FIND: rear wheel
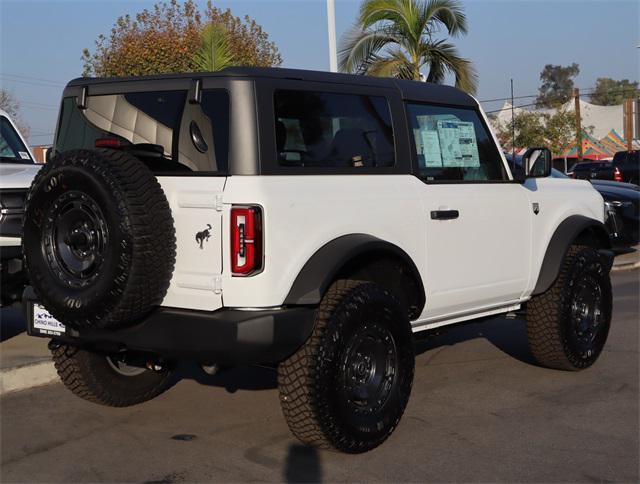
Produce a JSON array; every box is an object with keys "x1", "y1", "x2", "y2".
[
  {"x1": 278, "y1": 280, "x2": 414, "y2": 453},
  {"x1": 526, "y1": 245, "x2": 612, "y2": 370},
  {"x1": 51, "y1": 344, "x2": 175, "y2": 407}
]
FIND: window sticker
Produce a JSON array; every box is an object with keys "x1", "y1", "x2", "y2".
[
  {"x1": 436, "y1": 120, "x2": 480, "y2": 167},
  {"x1": 420, "y1": 130, "x2": 443, "y2": 167},
  {"x1": 18, "y1": 151, "x2": 31, "y2": 160}
]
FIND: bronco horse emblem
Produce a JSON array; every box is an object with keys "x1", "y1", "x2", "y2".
[{"x1": 195, "y1": 224, "x2": 212, "y2": 249}]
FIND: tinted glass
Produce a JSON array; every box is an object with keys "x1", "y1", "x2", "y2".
[
  {"x1": 407, "y1": 103, "x2": 506, "y2": 181},
  {"x1": 0, "y1": 116, "x2": 32, "y2": 163},
  {"x1": 274, "y1": 90, "x2": 395, "y2": 168},
  {"x1": 55, "y1": 90, "x2": 229, "y2": 173}
]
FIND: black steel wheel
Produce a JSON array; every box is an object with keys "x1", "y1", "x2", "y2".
[
  {"x1": 527, "y1": 245, "x2": 612, "y2": 370},
  {"x1": 278, "y1": 280, "x2": 414, "y2": 453}
]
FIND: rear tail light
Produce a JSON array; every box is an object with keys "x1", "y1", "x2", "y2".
[
  {"x1": 614, "y1": 167, "x2": 622, "y2": 182},
  {"x1": 231, "y1": 206, "x2": 263, "y2": 275}
]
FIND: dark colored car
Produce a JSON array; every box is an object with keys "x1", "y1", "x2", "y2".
[
  {"x1": 569, "y1": 161, "x2": 611, "y2": 180},
  {"x1": 591, "y1": 150, "x2": 640, "y2": 184}
]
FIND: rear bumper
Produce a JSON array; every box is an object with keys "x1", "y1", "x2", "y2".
[{"x1": 23, "y1": 287, "x2": 316, "y2": 366}]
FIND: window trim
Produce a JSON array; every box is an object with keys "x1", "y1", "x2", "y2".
[
  {"x1": 256, "y1": 78, "x2": 412, "y2": 175},
  {"x1": 404, "y1": 100, "x2": 515, "y2": 184}
]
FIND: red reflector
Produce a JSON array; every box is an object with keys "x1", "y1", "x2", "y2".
[
  {"x1": 95, "y1": 138, "x2": 123, "y2": 148},
  {"x1": 614, "y1": 167, "x2": 622, "y2": 182},
  {"x1": 231, "y1": 206, "x2": 262, "y2": 275}
]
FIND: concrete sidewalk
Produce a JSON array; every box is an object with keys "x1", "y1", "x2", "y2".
[{"x1": 1, "y1": 247, "x2": 638, "y2": 395}]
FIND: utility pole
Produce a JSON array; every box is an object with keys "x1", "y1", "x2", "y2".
[
  {"x1": 623, "y1": 98, "x2": 634, "y2": 151},
  {"x1": 327, "y1": 0, "x2": 338, "y2": 73},
  {"x1": 510, "y1": 79, "x2": 515, "y2": 171},
  {"x1": 574, "y1": 88, "x2": 583, "y2": 161}
]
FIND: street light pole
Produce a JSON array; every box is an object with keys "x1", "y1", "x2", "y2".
[{"x1": 327, "y1": 0, "x2": 338, "y2": 73}]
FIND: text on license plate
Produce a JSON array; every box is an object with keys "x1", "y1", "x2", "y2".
[{"x1": 33, "y1": 304, "x2": 66, "y2": 335}]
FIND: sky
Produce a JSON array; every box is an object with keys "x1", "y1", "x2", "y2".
[{"x1": 1, "y1": 0, "x2": 638, "y2": 146}]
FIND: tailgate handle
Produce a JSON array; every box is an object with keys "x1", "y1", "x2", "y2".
[{"x1": 430, "y1": 209, "x2": 459, "y2": 220}]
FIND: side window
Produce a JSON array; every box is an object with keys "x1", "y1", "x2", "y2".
[
  {"x1": 407, "y1": 103, "x2": 506, "y2": 182},
  {"x1": 55, "y1": 89, "x2": 230, "y2": 173},
  {"x1": 274, "y1": 90, "x2": 395, "y2": 168},
  {"x1": 179, "y1": 89, "x2": 230, "y2": 172}
]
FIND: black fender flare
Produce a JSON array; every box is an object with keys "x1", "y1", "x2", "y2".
[
  {"x1": 533, "y1": 215, "x2": 610, "y2": 295},
  {"x1": 283, "y1": 234, "x2": 425, "y2": 308}
]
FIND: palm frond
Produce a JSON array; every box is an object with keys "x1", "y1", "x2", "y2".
[
  {"x1": 421, "y1": 40, "x2": 477, "y2": 93},
  {"x1": 338, "y1": 26, "x2": 398, "y2": 74},
  {"x1": 193, "y1": 23, "x2": 234, "y2": 72},
  {"x1": 359, "y1": 0, "x2": 418, "y2": 40},
  {"x1": 366, "y1": 49, "x2": 416, "y2": 79},
  {"x1": 421, "y1": 0, "x2": 467, "y2": 37}
]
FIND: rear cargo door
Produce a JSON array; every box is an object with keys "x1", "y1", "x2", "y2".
[{"x1": 157, "y1": 177, "x2": 226, "y2": 311}]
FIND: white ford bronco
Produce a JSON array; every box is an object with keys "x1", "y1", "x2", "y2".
[{"x1": 23, "y1": 68, "x2": 613, "y2": 453}]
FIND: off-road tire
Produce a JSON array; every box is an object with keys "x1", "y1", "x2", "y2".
[
  {"x1": 278, "y1": 280, "x2": 414, "y2": 453},
  {"x1": 23, "y1": 149, "x2": 176, "y2": 330},
  {"x1": 51, "y1": 344, "x2": 174, "y2": 407},
  {"x1": 526, "y1": 245, "x2": 612, "y2": 371}
]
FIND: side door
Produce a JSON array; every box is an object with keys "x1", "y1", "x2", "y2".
[{"x1": 406, "y1": 102, "x2": 532, "y2": 320}]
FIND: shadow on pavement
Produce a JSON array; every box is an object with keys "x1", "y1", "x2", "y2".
[
  {"x1": 0, "y1": 306, "x2": 26, "y2": 342},
  {"x1": 283, "y1": 443, "x2": 323, "y2": 483},
  {"x1": 415, "y1": 316, "x2": 537, "y2": 366},
  {"x1": 174, "y1": 362, "x2": 278, "y2": 392},
  {"x1": 174, "y1": 315, "x2": 536, "y2": 393}
]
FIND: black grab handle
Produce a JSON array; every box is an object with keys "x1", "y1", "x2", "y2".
[{"x1": 430, "y1": 210, "x2": 459, "y2": 220}]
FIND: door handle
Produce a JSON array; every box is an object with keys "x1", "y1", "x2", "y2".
[{"x1": 430, "y1": 209, "x2": 459, "y2": 220}]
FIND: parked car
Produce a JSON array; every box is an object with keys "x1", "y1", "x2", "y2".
[
  {"x1": 591, "y1": 150, "x2": 640, "y2": 184},
  {"x1": 553, "y1": 155, "x2": 610, "y2": 175},
  {"x1": 569, "y1": 160, "x2": 611, "y2": 180},
  {"x1": 0, "y1": 109, "x2": 41, "y2": 306},
  {"x1": 23, "y1": 68, "x2": 613, "y2": 454}
]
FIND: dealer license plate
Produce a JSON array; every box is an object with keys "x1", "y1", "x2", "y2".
[{"x1": 32, "y1": 304, "x2": 66, "y2": 336}]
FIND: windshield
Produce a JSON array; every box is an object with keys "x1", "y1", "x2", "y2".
[{"x1": 0, "y1": 116, "x2": 33, "y2": 164}]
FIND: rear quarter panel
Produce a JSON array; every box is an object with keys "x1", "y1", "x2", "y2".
[{"x1": 220, "y1": 175, "x2": 424, "y2": 308}]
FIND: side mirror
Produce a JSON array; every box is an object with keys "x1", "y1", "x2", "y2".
[
  {"x1": 523, "y1": 147, "x2": 552, "y2": 178},
  {"x1": 45, "y1": 147, "x2": 52, "y2": 163}
]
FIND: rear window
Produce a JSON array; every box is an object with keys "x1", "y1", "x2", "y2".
[
  {"x1": 55, "y1": 89, "x2": 229, "y2": 173},
  {"x1": 274, "y1": 90, "x2": 395, "y2": 168}
]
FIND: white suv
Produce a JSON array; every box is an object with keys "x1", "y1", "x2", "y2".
[
  {"x1": 23, "y1": 68, "x2": 613, "y2": 453},
  {"x1": 0, "y1": 109, "x2": 41, "y2": 306}
]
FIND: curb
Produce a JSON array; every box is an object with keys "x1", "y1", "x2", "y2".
[{"x1": 0, "y1": 361, "x2": 58, "y2": 396}]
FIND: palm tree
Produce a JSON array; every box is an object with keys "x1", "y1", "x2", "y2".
[
  {"x1": 193, "y1": 23, "x2": 234, "y2": 72},
  {"x1": 339, "y1": 0, "x2": 477, "y2": 93}
]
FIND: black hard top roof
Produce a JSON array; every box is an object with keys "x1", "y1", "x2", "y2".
[{"x1": 67, "y1": 66, "x2": 477, "y2": 107}]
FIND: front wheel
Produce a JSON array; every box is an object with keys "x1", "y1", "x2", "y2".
[
  {"x1": 51, "y1": 344, "x2": 175, "y2": 406},
  {"x1": 278, "y1": 280, "x2": 415, "y2": 453},
  {"x1": 526, "y1": 245, "x2": 612, "y2": 370}
]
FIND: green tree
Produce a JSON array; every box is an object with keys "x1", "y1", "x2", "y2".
[
  {"x1": 497, "y1": 111, "x2": 546, "y2": 151},
  {"x1": 193, "y1": 23, "x2": 234, "y2": 72},
  {"x1": 0, "y1": 89, "x2": 29, "y2": 139},
  {"x1": 495, "y1": 107, "x2": 593, "y2": 157},
  {"x1": 339, "y1": 0, "x2": 477, "y2": 93},
  {"x1": 82, "y1": 0, "x2": 281, "y2": 77},
  {"x1": 535, "y1": 63, "x2": 580, "y2": 108},
  {"x1": 590, "y1": 77, "x2": 639, "y2": 106}
]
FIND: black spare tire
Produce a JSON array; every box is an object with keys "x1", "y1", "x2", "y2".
[{"x1": 23, "y1": 149, "x2": 176, "y2": 330}]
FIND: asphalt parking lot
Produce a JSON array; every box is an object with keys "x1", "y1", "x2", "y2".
[{"x1": 1, "y1": 270, "x2": 638, "y2": 483}]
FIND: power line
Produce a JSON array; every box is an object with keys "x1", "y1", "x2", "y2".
[{"x1": 0, "y1": 73, "x2": 66, "y2": 87}]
